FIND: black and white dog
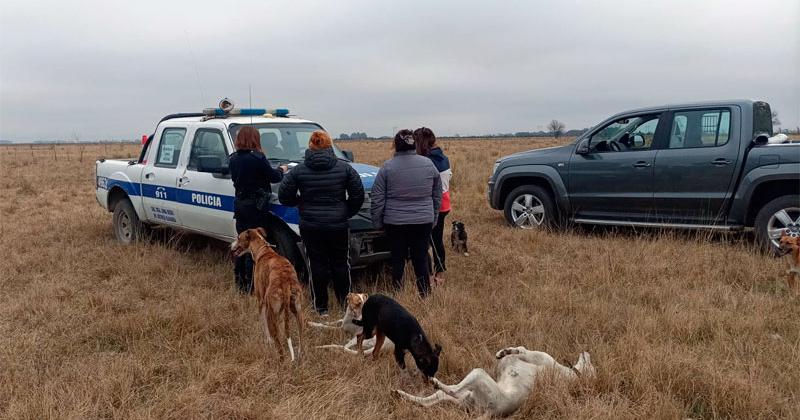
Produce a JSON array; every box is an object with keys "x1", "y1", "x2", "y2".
[
  {"x1": 451, "y1": 221, "x2": 468, "y2": 256},
  {"x1": 354, "y1": 294, "x2": 441, "y2": 378}
]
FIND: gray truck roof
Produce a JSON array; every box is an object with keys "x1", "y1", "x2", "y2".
[{"x1": 614, "y1": 99, "x2": 758, "y2": 118}]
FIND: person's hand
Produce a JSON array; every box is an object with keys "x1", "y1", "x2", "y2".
[{"x1": 279, "y1": 164, "x2": 289, "y2": 173}]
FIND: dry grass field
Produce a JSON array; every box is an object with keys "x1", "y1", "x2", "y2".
[{"x1": 1, "y1": 138, "x2": 799, "y2": 419}]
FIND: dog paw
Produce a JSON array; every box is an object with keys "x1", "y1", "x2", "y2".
[
  {"x1": 394, "y1": 389, "x2": 412, "y2": 400},
  {"x1": 463, "y1": 252, "x2": 469, "y2": 257},
  {"x1": 495, "y1": 347, "x2": 520, "y2": 359}
]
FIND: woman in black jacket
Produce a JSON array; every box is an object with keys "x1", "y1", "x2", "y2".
[
  {"x1": 278, "y1": 131, "x2": 365, "y2": 315},
  {"x1": 229, "y1": 126, "x2": 286, "y2": 293}
]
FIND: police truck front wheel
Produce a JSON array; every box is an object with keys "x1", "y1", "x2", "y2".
[
  {"x1": 112, "y1": 199, "x2": 147, "y2": 244},
  {"x1": 269, "y1": 225, "x2": 309, "y2": 284}
]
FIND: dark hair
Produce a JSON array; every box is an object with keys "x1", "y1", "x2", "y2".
[
  {"x1": 393, "y1": 129, "x2": 415, "y2": 152},
  {"x1": 235, "y1": 126, "x2": 263, "y2": 152},
  {"x1": 413, "y1": 127, "x2": 436, "y2": 156}
]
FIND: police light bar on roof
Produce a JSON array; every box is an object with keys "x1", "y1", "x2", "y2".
[{"x1": 201, "y1": 107, "x2": 290, "y2": 118}]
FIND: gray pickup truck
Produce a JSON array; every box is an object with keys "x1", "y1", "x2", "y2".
[{"x1": 488, "y1": 100, "x2": 800, "y2": 252}]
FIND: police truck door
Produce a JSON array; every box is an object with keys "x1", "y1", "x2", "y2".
[
  {"x1": 140, "y1": 125, "x2": 187, "y2": 226},
  {"x1": 174, "y1": 126, "x2": 236, "y2": 239}
]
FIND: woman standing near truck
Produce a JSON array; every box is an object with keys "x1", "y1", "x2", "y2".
[
  {"x1": 370, "y1": 129, "x2": 442, "y2": 297},
  {"x1": 278, "y1": 131, "x2": 364, "y2": 316},
  {"x1": 229, "y1": 126, "x2": 286, "y2": 293},
  {"x1": 415, "y1": 127, "x2": 451, "y2": 286}
]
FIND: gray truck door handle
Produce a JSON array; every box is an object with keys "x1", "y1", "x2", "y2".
[
  {"x1": 145, "y1": 172, "x2": 155, "y2": 180},
  {"x1": 711, "y1": 158, "x2": 732, "y2": 166},
  {"x1": 178, "y1": 176, "x2": 190, "y2": 186},
  {"x1": 633, "y1": 161, "x2": 651, "y2": 168}
]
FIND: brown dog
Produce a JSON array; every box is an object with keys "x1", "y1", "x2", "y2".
[
  {"x1": 231, "y1": 228, "x2": 304, "y2": 360},
  {"x1": 779, "y1": 230, "x2": 800, "y2": 294}
]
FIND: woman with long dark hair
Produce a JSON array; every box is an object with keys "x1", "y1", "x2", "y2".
[
  {"x1": 370, "y1": 129, "x2": 442, "y2": 297},
  {"x1": 415, "y1": 127, "x2": 451, "y2": 286},
  {"x1": 229, "y1": 126, "x2": 286, "y2": 293}
]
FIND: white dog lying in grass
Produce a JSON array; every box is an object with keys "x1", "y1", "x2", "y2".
[{"x1": 396, "y1": 346, "x2": 595, "y2": 417}]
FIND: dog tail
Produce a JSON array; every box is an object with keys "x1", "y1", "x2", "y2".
[
  {"x1": 307, "y1": 321, "x2": 341, "y2": 330},
  {"x1": 316, "y1": 344, "x2": 359, "y2": 354}
]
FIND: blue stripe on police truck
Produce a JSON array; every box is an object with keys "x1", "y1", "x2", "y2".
[
  {"x1": 98, "y1": 176, "x2": 300, "y2": 224},
  {"x1": 140, "y1": 184, "x2": 235, "y2": 211}
]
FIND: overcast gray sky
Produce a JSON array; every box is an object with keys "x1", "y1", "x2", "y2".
[{"x1": 1, "y1": 0, "x2": 798, "y2": 141}]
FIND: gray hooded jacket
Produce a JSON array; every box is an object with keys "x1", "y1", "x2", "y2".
[{"x1": 370, "y1": 150, "x2": 442, "y2": 229}]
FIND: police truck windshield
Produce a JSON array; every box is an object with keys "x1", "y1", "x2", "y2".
[{"x1": 228, "y1": 123, "x2": 345, "y2": 163}]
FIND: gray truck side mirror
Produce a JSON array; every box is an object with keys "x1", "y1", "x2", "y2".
[{"x1": 576, "y1": 138, "x2": 591, "y2": 154}]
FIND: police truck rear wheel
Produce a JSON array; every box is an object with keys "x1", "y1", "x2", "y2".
[{"x1": 112, "y1": 199, "x2": 145, "y2": 244}]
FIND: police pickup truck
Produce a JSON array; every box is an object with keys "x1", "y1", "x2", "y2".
[{"x1": 95, "y1": 103, "x2": 388, "y2": 278}]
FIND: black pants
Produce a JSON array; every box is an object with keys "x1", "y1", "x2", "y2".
[
  {"x1": 300, "y1": 227, "x2": 351, "y2": 313},
  {"x1": 429, "y1": 211, "x2": 449, "y2": 274},
  {"x1": 233, "y1": 201, "x2": 272, "y2": 294},
  {"x1": 385, "y1": 223, "x2": 433, "y2": 297}
]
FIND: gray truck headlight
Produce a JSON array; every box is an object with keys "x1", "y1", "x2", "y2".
[{"x1": 491, "y1": 161, "x2": 501, "y2": 176}]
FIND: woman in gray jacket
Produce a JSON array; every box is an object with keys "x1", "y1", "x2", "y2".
[{"x1": 370, "y1": 129, "x2": 442, "y2": 297}]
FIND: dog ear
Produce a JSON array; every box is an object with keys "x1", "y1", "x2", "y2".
[
  {"x1": 434, "y1": 344, "x2": 442, "y2": 356},
  {"x1": 256, "y1": 227, "x2": 267, "y2": 238}
]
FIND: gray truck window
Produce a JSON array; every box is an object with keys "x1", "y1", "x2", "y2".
[
  {"x1": 187, "y1": 129, "x2": 228, "y2": 171},
  {"x1": 155, "y1": 127, "x2": 186, "y2": 168},
  {"x1": 669, "y1": 109, "x2": 731, "y2": 149},
  {"x1": 590, "y1": 115, "x2": 659, "y2": 152}
]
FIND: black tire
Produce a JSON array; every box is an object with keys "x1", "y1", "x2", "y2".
[
  {"x1": 754, "y1": 194, "x2": 800, "y2": 254},
  {"x1": 503, "y1": 185, "x2": 556, "y2": 229},
  {"x1": 269, "y1": 225, "x2": 309, "y2": 284},
  {"x1": 112, "y1": 199, "x2": 147, "y2": 244}
]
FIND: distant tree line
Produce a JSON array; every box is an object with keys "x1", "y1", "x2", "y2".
[
  {"x1": 337, "y1": 127, "x2": 589, "y2": 140},
  {"x1": 338, "y1": 132, "x2": 369, "y2": 140}
]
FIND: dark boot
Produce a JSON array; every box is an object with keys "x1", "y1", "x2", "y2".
[
  {"x1": 242, "y1": 255, "x2": 254, "y2": 294},
  {"x1": 235, "y1": 255, "x2": 254, "y2": 294}
]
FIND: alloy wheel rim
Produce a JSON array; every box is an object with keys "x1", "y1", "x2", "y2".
[
  {"x1": 767, "y1": 206, "x2": 800, "y2": 248},
  {"x1": 510, "y1": 194, "x2": 545, "y2": 229}
]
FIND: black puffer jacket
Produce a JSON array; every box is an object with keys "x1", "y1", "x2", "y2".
[{"x1": 278, "y1": 148, "x2": 365, "y2": 231}]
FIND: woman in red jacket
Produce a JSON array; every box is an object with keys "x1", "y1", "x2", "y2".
[{"x1": 415, "y1": 127, "x2": 451, "y2": 286}]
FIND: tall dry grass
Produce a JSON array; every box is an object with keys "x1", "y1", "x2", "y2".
[{"x1": 1, "y1": 138, "x2": 798, "y2": 419}]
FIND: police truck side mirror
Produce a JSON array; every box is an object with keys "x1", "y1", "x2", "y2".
[
  {"x1": 342, "y1": 150, "x2": 354, "y2": 161},
  {"x1": 197, "y1": 156, "x2": 229, "y2": 175}
]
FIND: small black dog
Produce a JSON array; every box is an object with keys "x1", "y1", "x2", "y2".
[
  {"x1": 353, "y1": 294, "x2": 442, "y2": 378},
  {"x1": 451, "y1": 221, "x2": 468, "y2": 256}
]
